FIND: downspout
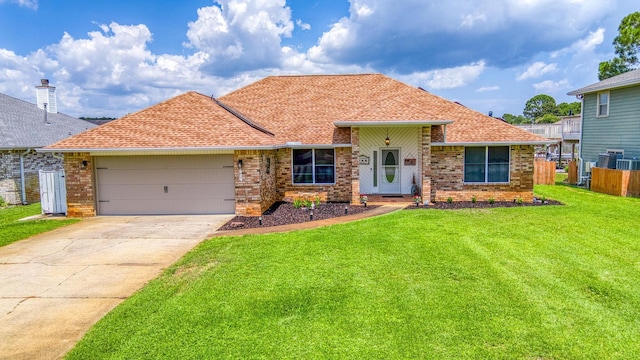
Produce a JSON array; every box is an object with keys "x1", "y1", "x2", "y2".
[
  {"x1": 577, "y1": 95, "x2": 585, "y2": 185},
  {"x1": 20, "y1": 148, "x2": 32, "y2": 204}
]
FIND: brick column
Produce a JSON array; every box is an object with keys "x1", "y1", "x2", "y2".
[
  {"x1": 64, "y1": 152, "x2": 96, "y2": 217},
  {"x1": 421, "y1": 127, "x2": 432, "y2": 203}
]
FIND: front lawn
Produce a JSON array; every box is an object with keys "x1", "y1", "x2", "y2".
[
  {"x1": 0, "y1": 203, "x2": 78, "y2": 248},
  {"x1": 67, "y1": 186, "x2": 640, "y2": 359}
]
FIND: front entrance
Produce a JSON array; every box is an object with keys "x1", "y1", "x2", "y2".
[{"x1": 380, "y1": 149, "x2": 401, "y2": 194}]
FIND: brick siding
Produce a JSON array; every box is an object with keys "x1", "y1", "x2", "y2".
[
  {"x1": 276, "y1": 147, "x2": 352, "y2": 206},
  {"x1": 234, "y1": 150, "x2": 278, "y2": 216},
  {"x1": 0, "y1": 150, "x2": 63, "y2": 205},
  {"x1": 430, "y1": 145, "x2": 535, "y2": 202},
  {"x1": 63, "y1": 152, "x2": 96, "y2": 217}
]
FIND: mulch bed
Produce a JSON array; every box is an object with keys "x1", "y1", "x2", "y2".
[
  {"x1": 218, "y1": 202, "x2": 379, "y2": 231},
  {"x1": 405, "y1": 199, "x2": 563, "y2": 210},
  {"x1": 219, "y1": 198, "x2": 563, "y2": 231}
]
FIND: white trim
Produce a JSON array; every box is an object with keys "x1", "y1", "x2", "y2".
[
  {"x1": 334, "y1": 120, "x2": 453, "y2": 127},
  {"x1": 279, "y1": 143, "x2": 351, "y2": 149},
  {"x1": 432, "y1": 141, "x2": 552, "y2": 146},
  {"x1": 39, "y1": 143, "x2": 353, "y2": 154},
  {"x1": 596, "y1": 91, "x2": 610, "y2": 117}
]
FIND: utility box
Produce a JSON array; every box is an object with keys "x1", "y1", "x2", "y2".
[{"x1": 39, "y1": 170, "x2": 67, "y2": 215}]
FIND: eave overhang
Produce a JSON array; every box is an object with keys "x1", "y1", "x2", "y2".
[
  {"x1": 431, "y1": 140, "x2": 553, "y2": 146},
  {"x1": 334, "y1": 120, "x2": 453, "y2": 127}
]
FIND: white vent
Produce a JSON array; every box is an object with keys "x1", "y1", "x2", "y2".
[
  {"x1": 617, "y1": 159, "x2": 640, "y2": 170},
  {"x1": 35, "y1": 79, "x2": 57, "y2": 113}
]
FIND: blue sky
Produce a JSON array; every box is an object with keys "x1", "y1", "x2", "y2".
[{"x1": 0, "y1": 0, "x2": 636, "y2": 118}]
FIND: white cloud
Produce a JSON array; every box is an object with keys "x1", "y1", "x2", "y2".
[
  {"x1": 460, "y1": 13, "x2": 487, "y2": 28},
  {"x1": 185, "y1": 0, "x2": 295, "y2": 74},
  {"x1": 517, "y1": 62, "x2": 558, "y2": 80},
  {"x1": 533, "y1": 79, "x2": 569, "y2": 93},
  {"x1": 395, "y1": 61, "x2": 486, "y2": 90},
  {"x1": 308, "y1": 0, "x2": 618, "y2": 72},
  {"x1": 0, "y1": 0, "x2": 37, "y2": 9},
  {"x1": 296, "y1": 19, "x2": 311, "y2": 30},
  {"x1": 476, "y1": 86, "x2": 500, "y2": 92},
  {"x1": 571, "y1": 27, "x2": 605, "y2": 52}
]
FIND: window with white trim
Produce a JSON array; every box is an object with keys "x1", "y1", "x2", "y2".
[
  {"x1": 292, "y1": 149, "x2": 335, "y2": 184},
  {"x1": 597, "y1": 92, "x2": 609, "y2": 117},
  {"x1": 464, "y1": 146, "x2": 510, "y2": 183}
]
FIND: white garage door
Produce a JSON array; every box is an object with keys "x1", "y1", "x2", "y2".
[{"x1": 95, "y1": 155, "x2": 235, "y2": 215}]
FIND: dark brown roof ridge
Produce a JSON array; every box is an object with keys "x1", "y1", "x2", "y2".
[{"x1": 213, "y1": 97, "x2": 275, "y2": 137}]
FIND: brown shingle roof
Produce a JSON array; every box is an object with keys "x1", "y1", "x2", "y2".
[
  {"x1": 220, "y1": 74, "x2": 547, "y2": 144},
  {"x1": 47, "y1": 74, "x2": 547, "y2": 151},
  {"x1": 46, "y1": 92, "x2": 278, "y2": 150}
]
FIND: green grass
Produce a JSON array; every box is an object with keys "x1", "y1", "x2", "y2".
[
  {"x1": 67, "y1": 186, "x2": 640, "y2": 359},
  {"x1": 0, "y1": 203, "x2": 78, "y2": 247},
  {"x1": 556, "y1": 171, "x2": 568, "y2": 184}
]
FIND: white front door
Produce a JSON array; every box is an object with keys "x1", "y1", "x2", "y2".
[{"x1": 380, "y1": 149, "x2": 401, "y2": 194}]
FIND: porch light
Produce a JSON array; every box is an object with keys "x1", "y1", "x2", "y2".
[{"x1": 385, "y1": 128, "x2": 390, "y2": 146}]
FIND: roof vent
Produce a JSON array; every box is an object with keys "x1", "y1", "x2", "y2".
[{"x1": 36, "y1": 79, "x2": 58, "y2": 114}]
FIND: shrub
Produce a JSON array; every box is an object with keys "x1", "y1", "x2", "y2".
[
  {"x1": 488, "y1": 197, "x2": 495, "y2": 204},
  {"x1": 0, "y1": 196, "x2": 6, "y2": 207},
  {"x1": 471, "y1": 195, "x2": 477, "y2": 203},
  {"x1": 447, "y1": 197, "x2": 453, "y2": 204},
  {"x1": 516, "y1": 198, "x2": 523, "y2": 205},
  {"x1": 293, "y1": 198, "x2": 303, "y2": 209},
  {"x1": 314, "y1": 196, "x2": 321, "y2": 206}
]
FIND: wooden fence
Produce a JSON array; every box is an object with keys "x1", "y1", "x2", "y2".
[
  {"x1": 591, "y1": 167, "x2": 640, "y2": 197},
  {"x1": 534, "y1": 159, "x2": 556, "y2": 185},
  {"x1": 567, "y1": 160, "x2": 578, "y2": 185}
]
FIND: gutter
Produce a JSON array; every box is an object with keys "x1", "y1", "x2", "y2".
[
  {"x1": 19, "y1": 148, "x2": 31, "y2": 205},
  {"x1": 38, "y1": 143, "x2": 355, "y2": 155},
  {"x1": 431, "y1": 140, "x2": 553, "y2": 146},
  {"x1": 334, "y1": 120, "x2": 453, "y2": 127}
]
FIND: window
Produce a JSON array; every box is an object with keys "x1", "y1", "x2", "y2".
[
  {"x1": 464, "y1": 146, "x2": 510, "y2": 183},
  {"x1": 292, "y1": 149, "x2": 335, "y2": 184},
  {"x1": 597, "y1": 92, "x2": 609, "y2": 117}
]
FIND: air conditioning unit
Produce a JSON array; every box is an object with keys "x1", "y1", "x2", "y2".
[
  {"x1": 617, "y1": 159, "x2": 640, "y2": 170},
  {"x1": 597, "y1": 153, "x2": 620, "y2": 169}
]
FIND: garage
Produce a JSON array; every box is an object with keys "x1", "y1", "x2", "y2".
[{"x1": 95, "y1": 155, "x2": 235, "y2": 215}]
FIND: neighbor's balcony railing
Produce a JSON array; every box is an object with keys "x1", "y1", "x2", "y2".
[
  {"x1": 516, "y1": 123, "x2": 561, "y2": 139},
  {"x1": 562, "y1": 118, "x2": 581, "y2": 141}
]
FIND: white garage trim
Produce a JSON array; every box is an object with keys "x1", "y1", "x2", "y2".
[{"x1": 95, "y1": 155, "x2": 235, "y2": 215}]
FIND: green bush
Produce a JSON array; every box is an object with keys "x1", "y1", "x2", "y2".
[
  {"x1": 447, "y1": 197, "x2": 453, "y2": 204},
  {"x1": 471, "y1": 195, "x2": 477, "y2": 203},
  {"x1": 0, "y1": 196, "x2": 6, "y2": 207}
]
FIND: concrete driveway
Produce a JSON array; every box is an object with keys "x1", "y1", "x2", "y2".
[{"x1": 0, "y1": 215, "x2": 232, "y2": 360}]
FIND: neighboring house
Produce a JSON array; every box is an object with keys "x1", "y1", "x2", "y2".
[
  {"x1": 568, "y1": 68, "x2": 640, "y2": 176},
  {"x1": 515, "y1": 115, "x2": 581, "y2": 164},
  {"x1": 44, "y1": 74, "x2": 548, "y2": 217},
  {"x1": 0, "y1": 82, "x2": 96, "y2": 205}
]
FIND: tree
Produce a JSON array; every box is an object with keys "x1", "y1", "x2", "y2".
[
  {"x1": 556, "y1": 102, "x2": 581, "y2": 116},
  {"x1": 523, "y1": 94, "x2": 558, "y2": 122},
  {"x1": 598, "y1": 11, "x2": 640, "y2": 80},
  {"x1": 537, "y1": 114, "x2": 560, "y2": 124},
  {"x1": 598, "y1": 57, "x2": 632, "y2": 80},
  {"x1": 502, "y1": 113, "x2": 528, "y2": 124}
]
